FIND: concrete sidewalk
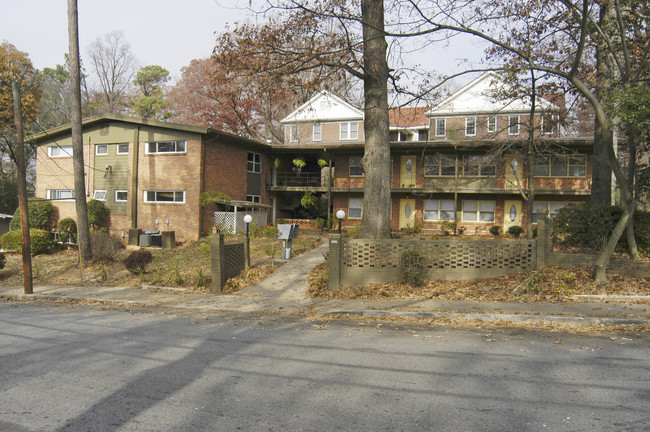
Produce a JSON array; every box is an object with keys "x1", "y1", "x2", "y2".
[{"x1": 1, "y1": 244, "x2": 648, "y2": 326}]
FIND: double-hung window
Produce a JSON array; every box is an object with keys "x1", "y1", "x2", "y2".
[
  {"x1": 340, "y1": 122, "x2": 359, "y2": 140},
  {"x1": 348, "y1": 198, "x2": 363, "y2": 219},
  {"x1": 487, "y1": 116, "x2": 497, "y2": 133},
  {"x1": 146, "y1": 140, "x2": 186, "y2": 154},
  {"x1": 289, "y1": 125, "x2": 299, "y2": 142},
  {"x1": 48, "y1": 145, "x2": 73, "y2": 157},
  {"x1": 144, "y1": 190, "x2": 185, "y2": 203},
  {"x1": 465, "y1": 117, "x2": 476, "y2": 136},
  {"x1": 462, "y1": 200, "x2": 495, "y2": 222},
  {"x1": 509, "y1": 116, "x2": 520, "y2": 135},
  {"x1": 246, "y1": 195, "x2": 261, "y2": 203},
  {"x1": 247, "y1": 152, "x2": 261, "y2": 173},
  {"x1": 313, "y1": 124, "x2": 322, "y2": 141},
  {"x1": 349, "y1": 156, "x2": 363, "y2": 176},
  {"x1": 435, "y1": 118, "x2": 446, "y2": 137},
  {"x1": 424, "y1": 199, "x2": 455, "y2": 221}
]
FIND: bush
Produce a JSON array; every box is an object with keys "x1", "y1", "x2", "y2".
[
  {"x1": 87, "y1": 199, "x2": 109, "y2": 230},
  {"x1": 263, "y1": 226, "x2": 280, "y2": 239},
  {"x1": 618, "y1": 211, "x2": 650, "y2": 256},
  {"x1": 57, "y1": 217, "x2": 77, "y2": 234},
  {"x1": 403, "y1": 222, "x2": 422, "y2": 235},
  {"x1": 90, "y1": 232, "x2": 123, "y2": 262},
  {"x1": 277, "y1": 218, "x2": 287, "y2": 225},
  {"x1": 440, "y1": 219, "x2": 458, "y2": 236},
  {"x1": 10, "y1": 199, "x2": 53, "y2": 231},
  {"x1": 398, "y1": 249, "x2": 426, "y2": 286},
  {"x1": 0, "y1": 252, "x2": 5, "y2": 270},
  {"x1": 0, "y1": 229, "x2": 50, "y2": 255},
  {"x1": 248, "y1": 220, "x2": 263, "y2": 238},
  {"x1": 507, "y1": 225, "x2": 524, "y2": 238},
  {"x1": 553, "y1": 204, "x2": 622, "y2": 250},
  {"x1": 123, "y1": 249, "x2": 153, "y2": 273},
  {"x1": 489, "y1": 226, "x2": 501, "y2": 237},
  {"x1": 344, "y1": 226, "x2": 361, "y2": 238}
]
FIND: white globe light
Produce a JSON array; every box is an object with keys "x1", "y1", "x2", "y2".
[
  {"x1": 336, "y1": 210, "x2": 346, "y2": 220},
  {"x1": 244, "y1": 215, "x2": 253, "y2": 224}
]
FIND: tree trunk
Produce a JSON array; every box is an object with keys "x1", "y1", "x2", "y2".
[
  {"x1": 68, "y1": 0, "x2": 92, "y2": 262},
  {"x1": 360, "y1": 0, "x2": 391, "y2": 239},
  {"x1": 593, "y1": 203, "x2": 632, "y2": 284}
]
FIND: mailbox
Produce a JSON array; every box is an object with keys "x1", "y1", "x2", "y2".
[{"x1": 277, "y1": 224, "x2": 299, "y2": 259}]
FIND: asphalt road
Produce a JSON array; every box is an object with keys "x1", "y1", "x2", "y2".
[{"x1": 0, "y1": 301, "x2": 648, "y2": 432}]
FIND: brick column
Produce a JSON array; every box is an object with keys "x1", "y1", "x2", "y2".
[
  {"x1": 328, "y1": 234, "x2": 342, "y2": 290},
  {"x1": 536, "y1": 216, "x2": 550, "y2": 268},
  {"x1": 210, "y1": 233, "x2": 226, "y2": 293}
]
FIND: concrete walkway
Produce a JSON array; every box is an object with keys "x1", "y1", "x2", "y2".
[{"x1": 1, "y1": 243, "x2": 649, "y2": 326}]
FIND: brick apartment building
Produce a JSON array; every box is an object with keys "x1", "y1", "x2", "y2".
[{"x1": 31, "y1": 114, "x2": 270, "y2": 242}]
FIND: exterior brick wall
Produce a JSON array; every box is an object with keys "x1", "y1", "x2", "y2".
[
  {"x1": 429, "y1": 114, "x2": 559, "y2": 141},
  {"x1": 285, "y1": 121, "x2": 365, "y2": 145}
]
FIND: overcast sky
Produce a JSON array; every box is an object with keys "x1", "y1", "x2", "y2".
[{"x1": 1, "y1": 0, "x2": 486, "y2": 90}]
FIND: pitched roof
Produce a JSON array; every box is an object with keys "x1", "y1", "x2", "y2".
[
  {"x1": 427, "y1": 71, "x2": 557, "y2": 116},
  {"x1": 388, "y1": 107, "x2": 429, "y2": 128},
  {"x1": 281, "y1": 91, "x2": 364, "y2": 123}
]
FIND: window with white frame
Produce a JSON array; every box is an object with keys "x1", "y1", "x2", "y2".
[
  {"x1": 487, "y1": 116, "x2": 497, "y2": 132},
  {"x1": 48, "y1": 145, "x2": 73, "y2": 157},
  {"x1": 462, "y1": 200, "x2": 495, "y2": 222},
  {"x1": 348, "y1": 198, "x2": 363, "y2": 219},
  {"x1": 117, "y1": 143, "x2": 129, "y2": 154},
  {"x1": 47, "y1": 189, "x2": 75, "y2": 200},
  {"x1": 115, "y1": 190, "x2": 128, "y2": 202},
  {"x1": 462, "y1": 155, "x2": 496, "y2": 177},
  {"x1": 465, "y1": 117, "x2": 477, "y2": 136},
  {"x1": 247, "y1": 152, "x2": 261, "y2": 173},
  {"x1": 144, "y1": 190, "x2": 185, "y2": 203},
  {"x1": 289, "y1": 125, "x2": 299, "y2": 142},
  {"x1": 340, "y1": 122, "x2": 359, "y2": 140},
  {"x1": 542, "y1": 114, "x2": 554, "y2": 134},
  {"x1": 145, "y1": 140, "x2": 186, "y2": 154},
  {"x1": 95, "y1": 144, "x2": 108, "y2": 155},
  {"x1": 532, "y1": 202, "x2": 566, "y2": 223},
  {"x1": 424, "y1": 199, "x2": 455, "y2": 221},
  {"x1": 435, "y1": 118, "x2": 446, "y2": 137},
  {"x1": 246, "y1": 195, "x2": 261, "y2": 203},
  {"x1": 92, "y1": 190, "x2": 107, "y2": 201},
  {"x1": 313, "y1": 124, "x2": 322, "y2": 141},
  {"x1": 533, "y1": 155, "x2": 586, "y2": 177},
  {"x1": 349, "y1": 156, "x2": 363, "y2": 176},
  {"x1": 509, "y1": 116, "x2": 520, "y2": 135},
  {"x1": 424, "y1": 153, "x2": 456, "y2": 177}
]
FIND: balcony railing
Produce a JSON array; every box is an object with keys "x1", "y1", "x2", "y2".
[{"x1": 273, "y1": 171, "x2": 326, "y2": 187}]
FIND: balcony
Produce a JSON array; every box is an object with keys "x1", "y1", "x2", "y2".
[{"x1": 269, "y1": 171, "x2": 329, "y2": 189}]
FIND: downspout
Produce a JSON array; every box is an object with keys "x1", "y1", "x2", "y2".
[
  {"x1": 130, "y1": 126, "x2": 140, "y2": 229},
  {"x1": 86, "y1": 136, "x2": 91, "y2": 196}
]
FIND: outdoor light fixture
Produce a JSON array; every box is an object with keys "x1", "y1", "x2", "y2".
[
  {"x1": 244, "y1": 214, "x2": 253, "y2": 238},
  {"x1": 336, "y1": 210, "x2": 345, "y2": 234}
]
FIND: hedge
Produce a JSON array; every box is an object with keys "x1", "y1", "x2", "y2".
[
  {"x1": 10, "y1": 200, "x2": 53, "y2": 231},
  {"x1": 0, "y1": 229, "x2": 50, "y2": 255}
]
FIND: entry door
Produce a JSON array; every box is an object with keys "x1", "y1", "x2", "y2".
[
  {"x1": 504, "y1": 200, "x2": 523, "y2": 232},
  {"x1": 399, "y1": 199, "x2": 416, "y2": 229},
  {"x1": 400, "y1": 156, "x2": 416, "y2": 188}
]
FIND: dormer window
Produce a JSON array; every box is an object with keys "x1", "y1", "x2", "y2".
[{"x1": 340, "y1": 122, "x2": 359, "y2": 140}]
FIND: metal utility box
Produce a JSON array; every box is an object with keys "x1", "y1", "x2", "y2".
[
  {"x1": 277, "y1": 224, "x2": 299, "y2": 259},
  {"x1": 140, "y1": 230, "x2": 162, "y2": 247}
]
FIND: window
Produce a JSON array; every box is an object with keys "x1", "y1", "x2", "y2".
[
  {"x1": 349, "y1": 156, "x2": 363, "y2": 176},
  {"x1": 340, "y1": 122, "x2": 359, "y2": 140},
  {"x1": 542, "y1": 115, "x2": 554, "y2": 134},
  {"x1": 462, "y1": 200, "x2": 495, "y2": 222},
  {"x1": 144, "y1": 190, "x2": 185, "y2": 203},
  {"x1": 115, "y1": 190, "x2": 128, "y2": 202},
  {"x1": 509, "y1": 116, "x2": 520, "y2": 135},
  {"x1": 418, "y1": 130, "x2": 429, "y2": 141},
  {"x1": 532, "y1": 202, "x2": 566, "y2": 223},
  {"x1": 95, "y1": 145, "x2": 108, "y2": 155},
  {"x1": 487, "y1": 116, "x2": 497, "y2": 132},
  {"x1": 117, "y1": 143, "x2": 129, "y2": 154},
  {"x1": 424, "y1": 199, "x2": 455, "y2": 221},
  {"x1": 435, "y1": 118, "x2": 446, "y2": 137},
  {"x1": 289, "y1": 125, "x2": 299, "y2": 142},
  {"x1": 425, "y1": 153, "x2": 456, "y2": 177},
  {"x1": 247, "y1": 152, "x2": 261, "y2": 173},
  {"x1": 313, "y1": 124, "x2": 322, "y2": 141},
  {"x1": 46, "y1": 189, "x2": 75, "y2": 200},
  {"x1": 48, "y1": 145, "x2": 73, "y2": 157},
  {"x1": 348, "y1": 198, "x2": 363, "y2": 219},
  {"x1": 246, "y1": 195, "x2": 261, "y2": 203},
  {"x1": 92, "y1": 190, "x2": 107, "y2": 201},
  {"x1": 145, "y1": 140, "x2": 186, "y2": 154},
  {"x1": 534, "y1": 155, "x2": 586, "y2": 177},
  {"x1": 465, "y1": 117, "x2": 476, "y2": 136},
  {"x1": 462, "y1": 155, "x2": 495, "y2": 177}
]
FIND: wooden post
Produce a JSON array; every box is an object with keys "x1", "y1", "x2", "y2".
[{"x1": 12, "y1": 82, "x2": 33, "y2": 294}]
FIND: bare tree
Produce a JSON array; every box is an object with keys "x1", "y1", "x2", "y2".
[{"x1": 87, "y1": 31, "x2": 137, "y2": 114}]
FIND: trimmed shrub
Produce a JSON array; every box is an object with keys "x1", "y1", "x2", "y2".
[
  {"x1": 57, "y1": 217, "x2": 77, "y2": 234},
  {"x1": 10, "y1": 199, "x2": 53, "y2": 231},
  {"x1": 123, "y1": 249, "x2": 153, "y2": 273},
  {"x1": 489, "y1": 226, "x2": 501, "y2": 237},
  {"x1": 553, "y1": 204, "x2": 623, "y2": 250},
  {"x1": 0, "y1": 229, "x2": 50, "y2": 255},
  {"x1": 90, "y1": 232, "x2": 123, "y2": 262},
  {"x1": 0, "y1": 252, "x2": 5, "y2": 270},
  {"x1": 507, "y1": 225, "x2": 524, "y2": 238},
  {"x1": 398, "y1": 249, "x2": 426, "y2": 286},
  {"x1": 87, "y1": 199, "x2": 109, "y2": 230}
]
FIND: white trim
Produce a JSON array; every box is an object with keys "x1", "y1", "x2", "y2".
[
  {"x1": 115, "y1": 190, "x2": 128, "y2": 202},
  {"x1": 487, "y1": 116, "x2": 497, "y2": 132},
  {"x1": 143, "y1": 190, "x2": 185, "y2": 204},
  {"x1": 92, "y1": 190, "x2": 107, "y2": 201},
  {"x1": 465, "y1": 117, "x2": 477, "y2": 136},
  {"x1": 313, "y1": 123, "x2": 322, "y2": 141},
  {"x1": 348, "y1": 198, "x2": 363, "y2": 219},
  {"x1": 144, "y1": 140, "x2": 186, "y2": 154},
  {"x1": 508, "y1": 116, "x2": 520, "y2": 135},
  {"x1": 116, "y1": 143, "x2": 129, "y2": 154},
  {"x1": 47, "y1": 145, "x2": 73, "y2": 157},
  {"x1": 95, "y1": 144, "x2": 108, "y2": 155},
  {"x1": 340, "y1": 122, "x2": 359, "y2": 140},
  {"x1": 435, "y1": 118, "x2": 446, "y2": 137},
  {"x1": 46, "y1": 189, "x2": 75, "y2": 201}
]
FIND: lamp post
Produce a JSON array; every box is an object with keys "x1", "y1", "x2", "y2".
[
  {"x1": 336, "y1": 210, "x2": 345, "y2": 234},
  {"x1": 243, "y1": 214, "x2": 252, "y2": 268}
]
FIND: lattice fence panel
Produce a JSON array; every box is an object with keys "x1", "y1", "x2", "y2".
[
  {"x1": 223, "y1": 242, "x2": 245, "y2": 279},
  {"x1": 214, "y1": 212, "x2": 236, "y2": 234}
]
